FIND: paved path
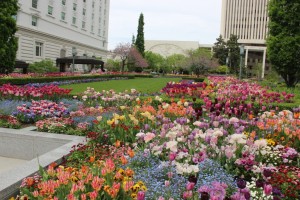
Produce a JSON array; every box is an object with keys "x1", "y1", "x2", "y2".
[{"x1": 0, "y1": 156, "x2": 27, "y2": 174}]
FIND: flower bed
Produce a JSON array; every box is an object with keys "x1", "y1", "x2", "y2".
[{"x1": 3, "y1": 77, "x2": 299, "y2": 199}]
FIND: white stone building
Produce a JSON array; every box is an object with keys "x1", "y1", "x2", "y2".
[
  {"x1": 145, "y1": 40, "x2": 212, "y2": 57},
  {"x1": 15, "y1": 0, "x2": 110, "y2": 71},
  {"x1": 220, "y1": 0, "x2": 269, "y2": 78}
]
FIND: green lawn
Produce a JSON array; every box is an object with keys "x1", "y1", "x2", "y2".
[{"x1": 61, "y1": 78, "x2": 181, "y2": 95}]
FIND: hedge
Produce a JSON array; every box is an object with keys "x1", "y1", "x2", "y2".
[{"x1": 0, "y1": 74, "x2": 138, "y2": 85}]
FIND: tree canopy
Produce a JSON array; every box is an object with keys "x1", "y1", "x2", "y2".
[
  {"x1": 267, "y1": 0, "x2": 300, "y2": 87},
  {"x1": 0, "y1": 0, "x2": 18, "y2": 74},
  {"x1": 213, "y1": 35, "x2": 228, "y2": 65},
  {"x1": 135, "y1": 13, "x2": 145, "y2": 57}
]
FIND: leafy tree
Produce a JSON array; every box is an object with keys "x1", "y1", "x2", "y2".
[
  {"x1": 165, "y1": 54, "x2": 187, "y2": 74},
  {"x1": 135, "y1": 13, "x2": 145, "y2": 57},
  {"x1": 226, "y1": 34, "x2": 240, "y2": 75},
  {"x1": 0, "y1": 0, "x2": 18, "y2": 74},
  {"x1": 144, "y1": 51, "x2": 165, "y2": 72},
  {"x1": 28, "y1": 59, "x2": 58, "y2": 73},
  {"x1": 105, "y1": 59, "x2": 120, "y2": 72},
  {"x1": 267, "y1": 0, "x2": 300, "y2": 87},
  {"x1": 131, "y1": 34, "x2": 136, "y2": 46},
  {"x1": 113, "y1": 43, "x2": 131, "y2": 74},
  {"x1": 186, "y1": 48, "x2": 218, "y2": 77},
  {"x1": 213, "y1": 35, "x2": 228, "y2": 65}
]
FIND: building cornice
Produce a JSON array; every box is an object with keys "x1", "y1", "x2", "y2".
[{"x1": 17, "y1": 25, "x2": 108, "y2": 53}]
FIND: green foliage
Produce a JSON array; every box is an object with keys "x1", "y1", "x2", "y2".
[
  {"x1": 215, "y1": 65, "x2": 229, "y2": 74},
  {"x1": 186, "y1": 48, "x2": 219, "y2": 77},
  {"x1": 105, "y1": 58, "x2": 120, "y2": 72},
  {"x1": 267, "y1": 0, "x2": 300, "y2": 88},
  {"x1": 213, "y1": 35, "x2": 228, "y2": 65},
  {"x1": 144, "y1": 51, "x2": 165, "y2": 72},
  {"x1": 135, "y1": 13, "x2": 145, "y2": 57},
  {"x1": 0, "y1": 0, "x2": 19, "y2": 74},
  {"x1": 227, "y1": 34, "x2": 240, "y2": 75},
  {"x1": 165, "y1": 54, "x2": 187, "y2": 73},
  {"x1": 0, "y1": 74, "x2": 135, "y2": 85},
  {"x1": 28, "y1": 59, "x2": 58, "y2": 73}
]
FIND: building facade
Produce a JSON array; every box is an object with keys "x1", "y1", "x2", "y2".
[
  {"x1": 220, "y1": 0, "x2": 269, "y2": 78},
  {"x1": 145, "y1": 40, "x2": 212, "y2": 57},
  {"x1": 15, "y1": 0, "x2": 110, "y2": 71}
]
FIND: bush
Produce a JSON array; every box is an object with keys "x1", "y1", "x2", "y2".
[
  {"x1": 28, "y1": 59, "x2": 58, "y2": 73},
  {"x1": 0, "y1": 74, "x2": 136, "y2": 85}
]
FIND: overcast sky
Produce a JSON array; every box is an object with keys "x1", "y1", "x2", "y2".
[{"x1": 107, "y1": 0, "x2": 222, "y2": 50}]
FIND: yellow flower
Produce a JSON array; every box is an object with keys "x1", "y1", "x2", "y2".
[
  {"x1": 120, "y1": 106, "x2": 126, "y2": 110},
  {"x1": 267, "y1": 139, "x2": 276, "y2": 146},
  {"x1": 107, "y1": 119, "x2": 115, "y2": 125},
  {"x1": 119, "y1": 115, "x2": 126, "y2": 120}
]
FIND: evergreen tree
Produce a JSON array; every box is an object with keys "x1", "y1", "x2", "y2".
[
  {"x1": 131, "y1": 34, "x2": 136, "y2": 46},
  {"x1": 267, "y1": 0, "x2": 300, "y2": 87},
  {"x1": 0, "y1": 0, "x2": 18, "y2": 74},
  {"x1": 226, "y1": 34, "x2": 240, "y2": 75},
  {"x1": 213, "y1": 35, "x2": 228, "y2": 65},
  {"x1": 135, "y1": 13, "x2": 145, "y2": 57}
]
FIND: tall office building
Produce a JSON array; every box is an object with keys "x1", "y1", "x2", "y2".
[
  {"x1": 15, "y1": 0, "x2": 110, "y2": 71},
  {"x1": 220, "y1": 0, "x2": 269, "y2": 78}
]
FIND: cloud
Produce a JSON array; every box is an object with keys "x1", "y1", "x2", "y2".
[{"x1": 108, "y1": 0, "x2": 221, "y2": 49}]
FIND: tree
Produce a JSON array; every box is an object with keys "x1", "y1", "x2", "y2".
[
  {"x1": 144, "y1": 51, "x2": 165, "y2": 72},
  {"x1": 267, "y1": 0, "x2": 300, "y2": 87},
  {"x1": 135, "y1": 13, "x2": 145, "y2": 57},
  {"x1": 165, "y1": 54, "x2": 187, "y2": 74},
  {"x1": 213, "y1": 35, "x2": 228, "y2": 65},
  {"x1": 226, "y1": 34, "x2": 240, "y2": 75},
  {"x1": 127, "y1": 47, "x2": 148, "y2": 72},
  {"x1": 113, "y1": 43, "x2": 131, "y2": 74},
  {"x1": 0, "y1": 0, "x2": 18, "y2": 74},
  {"x1": 186, "y1": 48, "x2": 219, "y2": 77}
]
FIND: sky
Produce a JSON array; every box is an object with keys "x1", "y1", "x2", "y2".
[{"x1": 107, "y1": 0, "x2": 222, "y2": 50}]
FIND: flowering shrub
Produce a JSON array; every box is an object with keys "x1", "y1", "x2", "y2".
[
  {"x1": 0, "y1": 115, "x2": 21, "y2": 129},
  {"x1": 13, "y1": 100, "x2": 69, "y2": 123},
  {"x1": 18, "y1": 159, "x2": 147, "y2": 200},
  {"x1": 0, "y1": 84, "x2": 72, "y2": 100},
  {"x1": 81, "y1": 88, "x2": 139, "y2": 107}
]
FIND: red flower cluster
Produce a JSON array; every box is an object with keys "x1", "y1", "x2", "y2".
[
  {"x1": 0, "y1": 84, "x2": 72, "y2": 100},
  {"x1": 269, "y1": 165, "x2": 300, "y2": 198}
]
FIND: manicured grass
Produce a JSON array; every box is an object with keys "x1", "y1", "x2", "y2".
[{"x1": 61, "y1": 78, "x2": 181, "y2": 94}]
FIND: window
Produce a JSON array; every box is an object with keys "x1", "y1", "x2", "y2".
[
  {"x1": 82, "y1": 8, "x2": 86, "y2": 16},
  {"x1": 32, "y1": 16, "x2": 38, "y2": 26},
  {"x1": 35, "y1": 42, "x2": 43, "y2": 57},
  {"x1": 91, "y1": 25, "x2": 94, "y2": 32},
  {"x1": 92, "y1": 13, "x2": 94, "y2": 19},
  {"x1": 62, "y1": 0, "x2": 66, "y2": 5},
  {"x1": 98, "y1": 28, "x2": 101, "y2": 35},
  {"x1": 92, "y1": 1, "x2": 95, "y2": 8},
  {"x1": 73, "y1": 3, "x2": 77, "y2": 11},
  {"x1": 72, "y1": 17, "x2": 76, "y2": 25},
  {"x1": 32, "y1": 0, "x2": 38, "y2": 8},
  {"x1": 83, "y1": 0, "x2": 86, "y2": 2},
  {"x1": 61, "y1": 12, "x2": 65, "y2": 20},
  {"x1": 48, "y1": 6, "x2": 53, "y2": 15},
  {"x1": 82, "y1": 21, "x2": 85, "y2": 29}
]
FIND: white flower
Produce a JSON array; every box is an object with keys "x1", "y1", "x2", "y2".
[
  {"x1": 254, "y1": 139, "x2": 268, "y2": 149},
  {"x1": 136, "y1": 132, "x2": 145, "y2": 138},
  {"x1": 184, "y1": 102, "x2": 189, "y2": 107},
  {"x1": 166, "y1": 141, "x2": 178, "y2": 152},
  {"x1": 228, "y1": 134, "x2": 247, "y2": 144},
  {"x1": 166, "y1": 131, "x2": 177, "y2": 139}
]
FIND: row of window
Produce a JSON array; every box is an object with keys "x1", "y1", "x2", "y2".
[
  {"x1": 32, "y1": 0, "x2": 97, "y2": 11},
  {"x1": 31, "y1": 15, "x2": 105, "y2": 36}
]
